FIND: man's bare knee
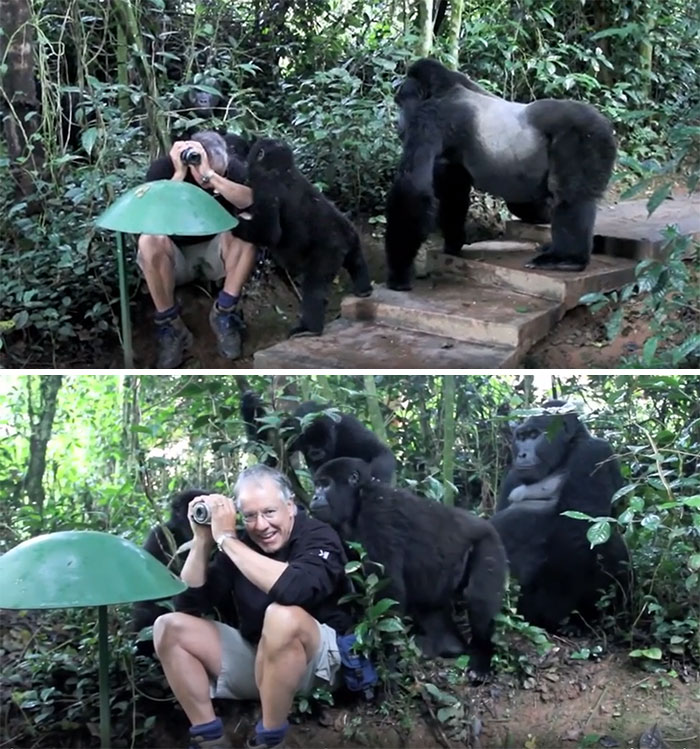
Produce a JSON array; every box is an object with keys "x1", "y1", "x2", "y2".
[
  {"x1": 261, "y1": 604, "x2": 313, "y2": 649},
  {"x1": 153, "y1": 611, "x2": 195, "y2": 654},
  {"x1": 137, "y1": 234, "x2": 174, "y2": 266}
]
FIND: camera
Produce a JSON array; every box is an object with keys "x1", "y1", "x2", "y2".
[
  {"x1": 181, "y1": 147, "x2": 202, "y2": 166},
  {"x1": 191, "y1": 500, "x2": 212, "y2": 525}
]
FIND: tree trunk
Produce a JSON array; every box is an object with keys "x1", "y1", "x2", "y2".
[
  {"x1": 22, "y1": 375, "x2": 63, "y2": 523},
  {"x1": 445, "y1": 0, "x2": 464, "y2": 69},
  {"x1": 0, "y1": 0, "x2": 44, "y2": 198},
  {"x1": 417, "y1": 0, "x2": 434, "y2": 57},
  {"x1": 441, "y1": 376, "x2": 456, "y2": 505},
  {"x1": 363, "y1": 375, "x2": 388, "y2": 444}
]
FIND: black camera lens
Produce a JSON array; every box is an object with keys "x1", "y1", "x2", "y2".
[
  {"x1": 191, "y1": 500, "x2": 211, "y2": 525},
  {"x1": 181, "y1": 147, "x2": 202, "y2": 166}
]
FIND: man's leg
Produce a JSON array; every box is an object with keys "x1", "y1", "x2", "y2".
[
  {"x1": 153, "y1": 612, "x2": 223, "y2": 726},
  {"x1": 137, "y1": 234, "x2": 193, "y2": 368},
  {"x1": 208, "y1": 232, "x2": 256, "y2": 359},
  {"x1": 251, "y1": 604, "x2": 321, "y2": 748}
]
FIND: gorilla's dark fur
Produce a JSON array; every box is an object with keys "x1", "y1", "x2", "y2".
[
  {"x1": 491, "y1": 402, "x2": 630, "y2": 630},
  {"x1": 131, "y1": 488, "x2": 212, "y2": 653},
  {"x1": 238, "y1": 138, "x2": 372, "y2": 336},
  {"x1": 311, "y1": 458, "x2": 506, "y2": 679},
  {"x1": 386, "y1": 58, "x2": 617, "y2": 289},
  {"x1": 241, "y1": 392, "x2": 397, "y2": 483}
]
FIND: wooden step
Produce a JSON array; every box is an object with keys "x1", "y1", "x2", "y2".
[
  {"x1": 433, "y1": 246, "x2": 637, "y2": 309},
  {"x1": 341, "y1": 279, "x2": 562, "y2": 350},
  {"x1": 254, "y1": 318, "x2": 519, "y2": 369}
]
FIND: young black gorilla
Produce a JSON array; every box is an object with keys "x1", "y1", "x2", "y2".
[
  {"x1": 386, "y1": 58, "x2": 618, "y2": 289},
  {"x1": 491, "y1": 402, "x2": 630, "y2": 631},
  {"x1": 311, "y1": 458, "x2": 506, "y2": 679},
  {"x1": 237, "y1": 138, "x2": 373, "y2": 336},
  {"x1": 241, "y1": 392, "x2": 397, "y2": 483},
  {"x1": 131, "y1": 488, "x2": 213, "y2": 653}
]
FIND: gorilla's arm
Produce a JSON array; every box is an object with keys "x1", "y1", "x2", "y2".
[{"x1": 558, "y1": 437, "x2": 622, "y2": 515}]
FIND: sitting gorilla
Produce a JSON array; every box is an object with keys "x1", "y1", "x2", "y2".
[
  {"x1": 237, "y1": 138, "x2": 373, "y2": 336},
  {"x1": 241, "y1": 391, "x2": 397, "y2": 483},
  {"x1": 491, "y1": 402, "x2": 630, "y2": 631},
  {"x1": 311, "y1": 458, "x2": 507, "y2": 679},
  {"x1": 131, "y1": 488, "x2": 212, "y2": 653},
  {"x1": 385, "y1": 58, "x2": 618, "y2": 289}
]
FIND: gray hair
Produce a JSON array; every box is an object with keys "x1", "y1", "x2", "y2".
[
  {"x1": 192, "y1": 130, "x2": 228, "y2": 175},
  {"x1": 233, "y1": 464, "x2": 295, "y2": 510}
]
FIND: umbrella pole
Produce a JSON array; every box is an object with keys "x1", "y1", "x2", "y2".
[
  {"x1": 116, "y1": 232, "x2": 134, "y2": 368},
  {"x1": 97, "y1": 605, "x2": 111, "y2": 748}
]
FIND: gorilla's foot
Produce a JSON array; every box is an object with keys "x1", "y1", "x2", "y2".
[
  {"x1": 442, "y1": 245, "x2": 463, "y2": 257},
  {"x1": 525, "y1": 247, "x2": 588, "y2": 272},
  {"x1": 353, "y1": 283, "x2": 373, "y2": 298},
  {"x1": 386, "y1": 267, "x2": 413, "y2": 291},
  {"x1": 288, "y1": 325, "x2": 322, "y2": 339}
]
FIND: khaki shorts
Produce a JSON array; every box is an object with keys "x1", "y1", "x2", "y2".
[
  {"x1": 209, "y1": 620, "x2": 342, "y2": 701},
  {"x1": 137, "y1": 234, "x2": 226, "y2": 285}
]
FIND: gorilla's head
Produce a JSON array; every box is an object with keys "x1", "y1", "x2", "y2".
[
  {"x1": 247, "y1": 137, "x2": 295, "y2": 176},
  {"x1": 310, "y1": 457, "x2": 371, "y2": 528}
]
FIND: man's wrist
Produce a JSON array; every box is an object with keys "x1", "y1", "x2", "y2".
[
  {"x1": 201, "y1": 169, "x2": 217, "y2": 184},
  {"x1": 215, "y1": 531, "x2": 237, "y2": 552}
]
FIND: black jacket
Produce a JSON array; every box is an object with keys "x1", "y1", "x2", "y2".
[
  {"x1": 173, "y1": 512, "x2": 353, "y2": 643},
  {"x1": 144, "y1": 155, "x2": 248, "y2": 246}
]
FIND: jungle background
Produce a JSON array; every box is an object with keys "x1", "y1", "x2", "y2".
[
  {"x1": 1, "y1": 0, "x2": 699, "y2": 369},
  {"x1": 0, "y1": 373, "x2": 699, "y2": 748}
]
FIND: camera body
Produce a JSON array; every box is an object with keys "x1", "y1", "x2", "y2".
[
  {"x1": 181, "y1": 147, "x2": 202, "y2": 166},
  {"x1": 191, "y1": 500, "x2": 212, "y2": 525}
]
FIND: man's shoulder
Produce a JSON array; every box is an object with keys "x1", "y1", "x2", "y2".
[
  {"x1": 295, "y1": 512, "x2": 343, "y2": 546},
  {"x1": 145, "y1": 156, "x2": 174, "y2": 181}
]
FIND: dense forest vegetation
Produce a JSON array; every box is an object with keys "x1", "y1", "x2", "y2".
[
  {"x1": 0, "y1": 374, "x2": 698, "y2": 747},
  {"x1": 1, "y1": 1, "x2": 698, "y2": 367}
]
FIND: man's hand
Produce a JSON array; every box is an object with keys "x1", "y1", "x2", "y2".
[
  {"x1": 169, "y1": 140, "x2": 192, "y2": 180},
  {"x1": 185, "y1": 141, "x2": 214, "y2": 185},
  {"x1": 204, "y1": 493, "x2": 238, "y2": 543}
]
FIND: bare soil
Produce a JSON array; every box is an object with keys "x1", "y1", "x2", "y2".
[{"x1": 149, "y1": 641, "x2": 700, "y2": 749}]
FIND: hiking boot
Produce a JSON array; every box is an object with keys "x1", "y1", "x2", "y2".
[
  {"x1": 209, "y1": 303, "x2": 245, "y2": 359},
  {"x1": 155, "y1": 315, "x2": 193, "y2": 368},
  {"x1": 188, "y1": 734, "x2": 232, "y2": 749}
]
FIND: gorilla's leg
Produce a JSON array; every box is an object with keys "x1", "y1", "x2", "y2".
[
  {"x1": 342, "y1": 237, "x2": 373, "y2": 297},
  {"x1": 289, "y1": 273, "x2": 331, "y2": 337},
  {"x1": 434, "y1": 161, "x2": 471, "y2": 256},
  {"x1": 413, "y1": 607, "x2": 466, "y2": 657},
  {"x1": 506, "y1": 201, "x2": 552, "y2": 225},
  {"x1": 525, "y1": 199, "x2": 596, "y2": 271},
  {"x1": 385, "y1": 175, "x2": 436, "y2": 290}
]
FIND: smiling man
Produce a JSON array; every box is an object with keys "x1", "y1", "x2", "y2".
[{"x1": 152, "y1": 465, "x2": 352, "y2": 749}]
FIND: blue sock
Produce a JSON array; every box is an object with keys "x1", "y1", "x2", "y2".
[
  {"x1": 217, "y1": 291, "x2": 238, "y2": 310},
  {"x1": 255, "y1": 719, "x2": 288, "y2": 747},
  {"x1": 190, "y1": 717, "x2": 223, "y2": 740},
  {"x1": 154, "y1": 303, "x2": 180, "y2": 322}
]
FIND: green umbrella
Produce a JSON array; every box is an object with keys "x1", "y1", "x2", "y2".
[
  {"x1": 95, "y1": 180, "x2": 239, "y2": 367},
  {"x1": 0, "y1": 530, "x2": 187, "y2": 748}
]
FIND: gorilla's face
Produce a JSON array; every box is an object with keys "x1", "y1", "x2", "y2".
[
  {"x1": 310, "y1": 457, "x2": 369, "y2": 528},
  {"x1": 512, "y1": 414, "x2": 578, "y2": 482}
]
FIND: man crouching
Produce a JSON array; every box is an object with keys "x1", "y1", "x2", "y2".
[{"x1": 153, "y1": 465, "x2": 352, "y2": 749}]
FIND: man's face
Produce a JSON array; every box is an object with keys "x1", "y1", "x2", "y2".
[{"x1": 238, "y1": 477, "x2": 296, "y2": 553}]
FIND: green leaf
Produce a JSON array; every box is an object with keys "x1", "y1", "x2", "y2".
[
  {"x1": 646, "y1": 183, "x2": 673, "y2": 216},
  {"x1": 688, "y1": 554, "x2": 700, "y2": 572},
  {"x1": 587, "y1": 520, "x2": 611, "y2": 547},
  {"x1": 81, "y1": 127, "x2": 99, "y2": 155},
  {"x1": 641, "y1": 336, "x2": 659, "y2": 364},
  {"x1": 683, "y1": 495, "x2": 700, "y2": 508},
  {"x1": 344, "y1": 560, "x2": 362, "y2": 573},
  {"x1": 422, "y1": 683, "x2": 458, "y2": 705},
  {"x1": 375, "y1": 617, "x2": 405, "y2": 632},
  {"x1": 368, "y1": 598, "x2": 399, "y2": 618},
  {"x1": 579, "y1": 292, "x2": 609, "y2": 306},
  {"x1": 629, "y1": 647, "x2": 662, "y2": 660}
]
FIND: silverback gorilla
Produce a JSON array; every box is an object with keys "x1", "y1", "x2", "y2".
[
  {"x1": 385, "y1": 58, "x2": 617, "y2": 289},
  {"x1": 491, "y1": 402, "x2": 630, "y2": 630},
  {"x1": 241, "y1": 392, "x2": 397, "y2": 483},
  {"x1": 311, "y1": 458, "x2": 506, "y2": 679},
  {"x1": 237, "y1": 138, "x2": 373, "y2": 336}
]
